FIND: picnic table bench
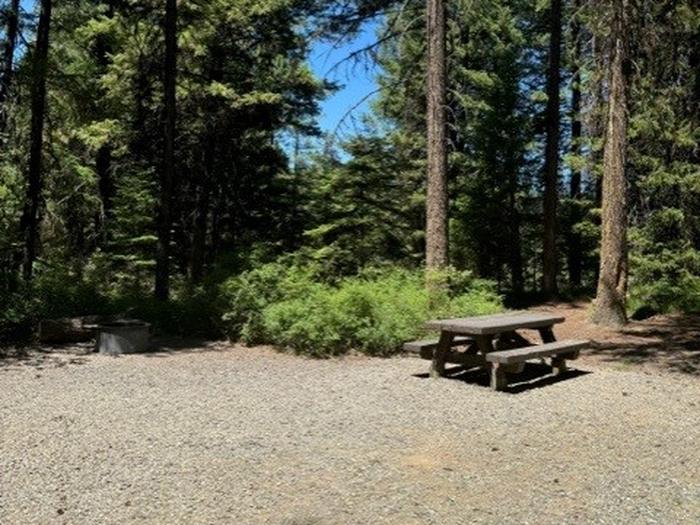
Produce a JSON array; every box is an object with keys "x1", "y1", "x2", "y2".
[{"x1": 404, "y1": 311, "x2": 587, "y2": 391}]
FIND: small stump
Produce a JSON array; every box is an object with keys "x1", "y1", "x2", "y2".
[{"x1": 96, "y1": 320, "x2": 151, "y2": 355}]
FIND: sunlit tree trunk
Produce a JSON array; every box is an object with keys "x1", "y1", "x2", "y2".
[
  {"x1": 542, "y1": 0, "x2": 562, "y2": 296},
  {"x1": 21, "y1": 0, "x2": 52, "y2": 281},
  {"x1": 155, "y1": 0, "x2": 177, "y2": 300},
  {"x1": 592, "y1": 0, "x2": 629, "y2": 327},
  {"x1": 425, "y1": 0, "x2": 448, "y2": 271}
]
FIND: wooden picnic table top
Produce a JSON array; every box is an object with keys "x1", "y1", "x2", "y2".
[{"x1": 425, "y1": 311, "x2": 565, "y2": 335}]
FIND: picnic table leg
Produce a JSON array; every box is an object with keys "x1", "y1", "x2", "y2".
[
  {"x1": 430, "y1": 331, "x2": 454, "y2": 378},
  {"x1": 552, "y1": 355, "x2": 567, "y2": 375},
  {"x1": 474, "y1": 334, "x2": 495, "y2": 354},
  {"x1": 538, "y1": 326, "x2": 556, "y2": 343},
  {"x1": 490, "y1": 363, "x2": 508, "y2": 391},
  {"x1": 539, "y1": 325, "x2": 573, "y2": 372},
  {"x1": 475, "y1": 335, "x2": 508, "y2": 390}
]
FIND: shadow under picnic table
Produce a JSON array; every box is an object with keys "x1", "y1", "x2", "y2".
[{"x1": 412, "y1": 361, "x2": 591, "y2": 394}]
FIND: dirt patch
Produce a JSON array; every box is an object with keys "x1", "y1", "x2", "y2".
[{"x1": 531, "y1": 301, "x2": 700, "y2": 375}]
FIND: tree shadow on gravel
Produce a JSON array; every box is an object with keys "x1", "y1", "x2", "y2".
[
  {"x1": 413, "y1": 362, "x2": 591, "y2": 394},
  {"x1": 588, "y1": 314, "x2": 700, "y2": 375},
  {"x1": 140, "y1": 337, "x2": 232, "y2": 357},
  {"x1": 0, "y1": 346, "x2": 89, "y2": 371},
  {"x1": 1, "y1": 338, "x2": 233, "y2": 370}
]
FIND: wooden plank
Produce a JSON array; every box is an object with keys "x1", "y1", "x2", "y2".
[
  {"x1": 426, "y1": 311, "x2": 565, "y2": 335},
  {"x1": 485, "y1": 339, "x2": 587, "y2": 364}
]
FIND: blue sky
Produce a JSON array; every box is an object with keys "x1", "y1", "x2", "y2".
[{"x1": 308, "y1": 22, "x2": 380, "y2": 136}]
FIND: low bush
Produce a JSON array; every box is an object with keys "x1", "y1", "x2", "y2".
[
  {"x1": 0, "y1": 266, "x2": 225, "y2": 342},
  {"x1": 2, "y1": 260, "x2": 502, "y2": 352},
  {"x1": 628, "y1": 244, "x2": 700, "y2": 315},
  {"x1": 221, "y1": 264, "x2": 502, "y2": 356},
  {"x1": 0, "y1": 268, "x2": 109, "y2": 343}
]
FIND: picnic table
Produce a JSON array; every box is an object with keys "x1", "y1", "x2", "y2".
[{"x1": 404, "y1": 311, "x2": 587, "y2": 391}]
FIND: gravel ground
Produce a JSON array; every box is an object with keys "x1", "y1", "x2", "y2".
[{"x1": 1, "y1": 343, "x2": 699, "y2": 525}]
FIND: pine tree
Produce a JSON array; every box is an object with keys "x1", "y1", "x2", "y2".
[
  {"x1": 591, "y1": 0, "x2": 630, "y2": 327},
  {"x1": 542, "y1": 0, "x2": 562, "y2": 296},
  {"x1": 155, "y1": 0, "x2": 177, "y2": 300},
  {"x1": 21, "y1": 0, "x2": 52, "y2": 281},
  {"x1": 566, "y1": 0, "x2": 583, "y2": 287},
  {"x1": 0, "y1": 0, "x2": 19, "y2": 132},
  {"x1": 425, "y1": 0, "x2": 448, "y2": 270}
]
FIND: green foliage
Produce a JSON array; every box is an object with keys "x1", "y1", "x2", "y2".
[
  {"x1": 0, "y1": 289, "x2": 40, "y2": 342},
  {"x1": 628, "y1": 213, "x2": 700, "y2": 315},
  {"x1": 108, "y1": 288, "x2": 224, "y2": 337},
  {"x1": 221, "y1": 262, "x2": 502, "y2": 356},
  {"x1": 0, "y1": 266, "x2": 109, "y2": 343},
  {"x1": 1, "y1": 0, "x2": 699, "y2": 349},
  {"x1": 220, "y1": 260, "x2": 323, "y2": 344},
  {"x1": 0, "y1": 265, "x2": 224, "y2": 342},
  {"x1": 302, "y1": 136, "x2": 424, "y2": 275}
]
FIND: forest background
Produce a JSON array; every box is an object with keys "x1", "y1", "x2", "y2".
[{"x1": 0, "y1": 0, "x2": 698, "y2": 355}]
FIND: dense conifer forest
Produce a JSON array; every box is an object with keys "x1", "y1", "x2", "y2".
[{"x1": 0, "y1": 0, "x2": 698, "y2": 352}]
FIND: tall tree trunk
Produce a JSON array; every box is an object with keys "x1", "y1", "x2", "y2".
[
  {"x1": 505, "y1": 136, "x2": 523, "y2": 293},
  {"x1": 21, "y1": 0, "x2": 52, "y2": 281},
  {"x1": 190, "y1": 48, "x2": 223, "y2": 283},
  {"x1": 592, "y1": 0, "x2": 629, "y2": 327},
  {"x1": 190, "y1": 143, "x2": 213, "y2": 283},
  {"x1": 567, "y1": 0, "x2": 583, "y2": 287},
  {"x1": 210, "y1": 184, "x2": 223, "y2": 262},
  {"x1": 155, "y1": 0, "x2": 177, "y2": 300},
  {"x1": 0, "y1": 0, "x2": 20, "y2": 132},
  {"x1": 692, "y1": 27, "x2": 700, "y2": 119},
  {"x1": 542, "y1": 0, "x2": 562, "y2": 296},
  {"x1": 94, "y1": 0, "x2": 115, "y2": 244},
  {"x1": 95, "y1": 145, "x2": 113, "y2": 242},
  {"x1": 190, "y1": 181, "x2": 210, "y2": 283},
  {"x1": 508, "y1": 181, "x2": 524, "y2": 294},
  {"x1": 425, "y1": 0, "x2": 448, "y2": 271}
]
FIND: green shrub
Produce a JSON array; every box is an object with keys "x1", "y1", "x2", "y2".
[
  {"x1": 0, "y1": 289, "x2": 39, "y2": 342},
  {"x1": 220, "y1": 262, "x2": 323, "y2": 343},
  {"x1": 108, "y1": 288, "x2": 224, "y2": 337},
  {"x1": 629, "y1": 243, "x2": 700, "y2": 315},
  {"x1": 627, "y1": 216, "x2": 700, "y2": 315},
  {"x1": 32, "y1": 268, "x2": 111, "y2": 319},
  {"x1": 0, "y1": 267, "x2": 109, "y2": 342},
  {"x1": 0, "y1": 266, "x2": 225, "y2": 341},
  {"x1": 221, "y1": 264, "x2": 502, "y2": 356}
]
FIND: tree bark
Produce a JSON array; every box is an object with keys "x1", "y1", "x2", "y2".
[
  {"x1": 155, "y1": 0, "x2": 177, "y2": 300},
  {"x1": 542, "y1": 0, "x2": 562, "y2": 296},
  {"x1": 425, "y1": 0, "x2": 448, "y2": 270},
  {"x1": 190, "y1": 142, "x2": 213, "y2": 283},
  {"x1": 508, "y1": 182, "x2": 524, "y2": 294},
  {"x1": 0, "y1": 0, "x2": 19, "y2": 132},
  {"x1": 591, "y1": 0, "x2": 629, "y2": 327},
  {"x1": 94, "y1": 0, "x2": 115, "y2": 245},
  {"x1": 21, "y1": 0, "x2": 52, "y2": 281},
  {"x1": 95, "y1": 144, "x2": 113, "y2": 243},
  {"x1": 567, "y1": 0, "x2": 582, "y2": 287}
]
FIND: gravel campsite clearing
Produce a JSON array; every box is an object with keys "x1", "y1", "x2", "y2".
[{"x1": 2, "y1": 339, "x2": 699, "y2": 525}]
